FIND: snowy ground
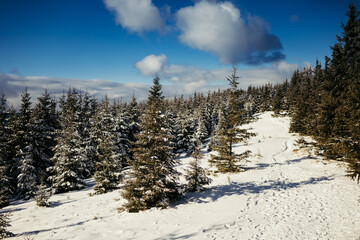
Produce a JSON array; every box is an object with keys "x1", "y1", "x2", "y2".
[{"x1": 3, "y1": 112, "x2": 360, "y2": 240}]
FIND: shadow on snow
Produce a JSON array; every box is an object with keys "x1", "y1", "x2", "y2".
[
  {"x1": 243, "y1": 156, "x2": 315, "y2": 171},
  {"x1": 175, "y1": 175, "x2": 334, "y2": 206}
]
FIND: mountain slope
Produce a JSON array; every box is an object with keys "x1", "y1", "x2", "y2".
[{"x1": 3, "y1": 112, "x2": 360, "y2": 239}]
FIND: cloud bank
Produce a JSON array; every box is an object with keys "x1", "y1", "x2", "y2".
[
  {"x1": 103, "y1": 0, "x2": 164, "y2": 33},
  {"x1": 1, "y1": 58, "x2": 300, "y2": 109},
  {"x1": 159, "y1": 60, "x2": 299, "y2": 95},
  {"x1": 132, "y1": 54, "x2": 301, "y2": 97},
  {"x1": 176, "y1": 1, "x2": 284, "y2": 65}
]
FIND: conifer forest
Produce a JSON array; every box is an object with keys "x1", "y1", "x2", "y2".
[{"x1": 0, "y1": 3, "x2": 360, "y2": 240}]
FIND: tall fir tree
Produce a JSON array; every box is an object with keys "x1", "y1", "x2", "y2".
[
  {"x1": 48, "y1": 89, "x2": 87, "y2": 193},
  {"x1": 92, "y1": 97, "x2": 124, "y2": 194},
  {"x1": 0, "y1": 212, "x2": 13, "y2": 239},
  {"x1": 31, "y1": 89, "x2": 58, "y2": 184},
  {"x1": 0, "y1": 94, "x2": 10, "y2": 207},
  {"x1": 16, "y1": 89, "x2": 38, "y2": 199},
  {"x1": 122, "y1": 76, "x2": 181, "y2": 212},
  {"x1": 185, "y1": 141, "x2": 212, "y2": 192},
  {"x1": 210, "y1": 67, "x2": 251, "y2": 173}
]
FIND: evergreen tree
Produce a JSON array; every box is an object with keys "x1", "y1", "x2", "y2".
[
  {"x1": 114, "y1": 109, "x2": 132, "y2": 166},
  {"x1": 35, "y1": 178, "x2": 51, "y2": 207},
  {"x1": 16, "y1": 89, "x2": 38, "y2": 199},
  {"x1": 0, "y1": 166, "x2": 9, "y2": 208},
  {"x1": 122, "y1": 76, "x2": 181, "y2": 212},
  {"x1": 185, "y1": 142, "x2": 212, "y2": 192},
  {"x1": 0, "y1": 94, "x2": 10, "y2": 207},
  {"x1": 49, "y1": 121, "x2": 86, "y2": 193},
  {"x1": 4, "y1": 107, "x2": 19, "y2": 196},
  {"x1": 16, "y1": 90, "x2": 55, "y2": 198},
  {"x1": 93, "y1": 132, "x2": 122, "y2": 194},
  {"x1": 79, "y1": 91, "x2": 97, "y2": 177},
  {"x1": 0, "y1": 212, "x2": 13, "y2": 239},
  {"x1": 195, "y1": 106, "x2": 210, "y2": 143},
  {"x1": 210, "y1": 67, "x2": 252, "y2": 173},
  {"x1": 127, "y1": 95, "x2": 140, "y2": 146},
  {"x1": 31, "y1": 89, "x2": 58, "y2": 184},
  {"x1": 48, "y1": 89, "x2": 87, "y2": 193},
  {"x1": 93, "y1": 97, "x2": 123, "y2": 194},
  {"x1": 17, "y1": 144, "x2": 38, "y2": 199}
]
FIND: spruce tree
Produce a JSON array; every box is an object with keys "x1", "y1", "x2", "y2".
[
  {"x1": 127, "y1": 95, "x2": 140, "y2": 146},
  {"x1": 16, "y1": 89, "x2": 38, "y2": 199},
  {"x1": 0, "y1": 212, "x2": 13, "y2": 239},
  {"x1": 35, "y1": 178, "x2": 51, "y2": 207},
  {"x1": 48, "y1": 89, "x2": 87, "y2": 193},
  {"x1": 195, "y1": 107, "x2": 209, "y2": 143},
  {"x1": 93, "y1": 97, "x2": 123, "y2": 194},
  {"x1": 0, "y1": 94, "x2": 10, "y2": 207},
  {"x1": 31, "y1": 89, "x2": 58, "y2": 184},
  {"x1": 185, "y1": 142, "x2": 212, "y2": 192},
  {"x1": 4, "y1": 107, "x2": 19, "y2": 196},
  {"x1": 122, "y1": 76, "x2": 181, "y2": 212},
  {"x1": 0, "y1": 166, "x2": 9, "y2": 208},
  {"x1": 79, "y1": 92, "x2": 97, "y2": 177},
  {"x1": 210, "y1": 67, "x2": 251, "y2": 173},
  {"x1": 17, "y1": 144, "x2": 38, "y2": 199}
]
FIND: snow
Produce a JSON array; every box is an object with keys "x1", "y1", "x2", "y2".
[{"x1": 3, "y1": 112, "x2": 360, "y2": 239}]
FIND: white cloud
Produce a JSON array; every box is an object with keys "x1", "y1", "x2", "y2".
[
  {"x1": 103, "y1": 0, "x2": 164, "y2": 33},
  {"x1": 135, "y1": 54, "x2": 167, "y2": 76},
  {"x1": 176, "y1": 1, "x2": 284, "y2": 65}
]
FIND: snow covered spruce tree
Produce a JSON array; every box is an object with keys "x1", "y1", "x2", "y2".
[
  {"x1": 185, "y1": 141, "x2": 212, "y2": 192},
  {"x1": 0, "y1": 166, "x2": 9, "y2": 208},
  {"x1": 35, "y1": 178, "x2": 51, "y2": 207},
  {"x1": 210, "y1": 67, "x2": 252, "y2": 173},
  {"x1": 30, "y1": 89, "x2": 58, "y2": 183},
  {"x1": 0, "y1": 94, "x2": 11, "y2": 207},
  {"x1": 16, "y1": 89, "x2": 39, "y2": 199},
  {"x1": 78, "y1": 91, "x2": 97, "y2": 177},
  {"x1": 48, "y1": 89, "x2": 87, "y2": 193},
  {"x1": 0, "y1": 212, "x2": 13, "y2": 239},
  {"x1": 195, "y1": 108, "x2": 209, "y2": 143},
  {"x1": 127, "y1": 95, "x2": 140, "y2": 148},
  {"x1": 92, "y1": 97, "x2": 124, "y2": 194},
  {"x1": 122, "y1": 76, "x2": 181, "y2": 212},
  {"x1": 16, "y1": 89, "x2": 58, "y2": 199}
]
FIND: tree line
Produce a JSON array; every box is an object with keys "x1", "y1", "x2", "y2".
[
  {"x1": 285, "y1": 3, "x2": 360, "y2": 183},
  {"x1": 0, "y1": 67, "x2": 258, "y2": 213}
]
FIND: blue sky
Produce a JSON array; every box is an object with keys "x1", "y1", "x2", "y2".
[{"x1": 0, "y1": 0, "x2": 357, "y2": 106}]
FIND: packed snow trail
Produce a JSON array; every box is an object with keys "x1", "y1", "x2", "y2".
[{"x1": 3, "y1": 112, "x2": 360, "y2": 239}]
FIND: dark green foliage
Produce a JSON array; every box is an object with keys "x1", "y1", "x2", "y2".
[
  {"x1": 0, "y1": 167, "x2": 9, "y2": 208},
  {"x1": 285, "y1": 4, "x2": 360, "y2": 183},
  {"x1": 185, "y1": 143, "x2": 212, "y2": 192},
  {"x1": 0, "y1": 212, "x2": 13, "y2": 239},
  {"x1": 93, "y1": 135, "x2": 122, "y2": 194},
  {"x1": 32, "y1": 89, "x2": 58, "y2": 177},
  {"x1": 93, "y1": 97, "x2": 123, "y2": 195},
  {"x1": 0, "y1": 94, "x2": 11, "y2": 207},
  {"x1": 35, "y1": 180, "x2": 51, "y2": 207},
  {"x1": 122, "y1": 76, "x2": 181, "y2": 212},
  {"x1": 48, "y1": 89, "x2": 87, "y2": 193},
  {"x1": 210, "y1": 67, "x2": 253, "y2": 173},
  {"x1": 16, "y1": 89, "x2": 37, "y2": 199}
]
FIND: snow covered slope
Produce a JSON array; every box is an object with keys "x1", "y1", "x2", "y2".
[{"x1": 3, "y1": 112, "x2": 360, "y2": 239}]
